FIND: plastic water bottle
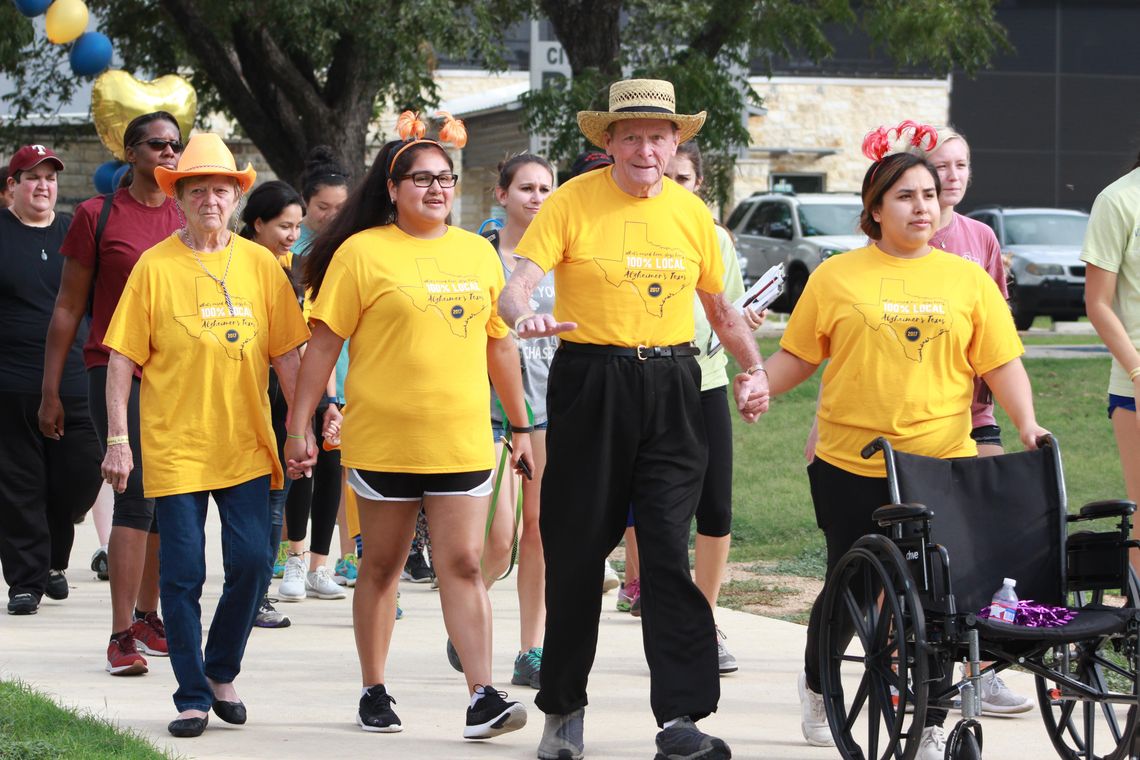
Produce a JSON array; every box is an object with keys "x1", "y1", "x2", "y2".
[{"x1": 988, "y1": 577, "x2": 1018, "y2": 624}]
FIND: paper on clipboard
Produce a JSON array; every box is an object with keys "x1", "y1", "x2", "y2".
[{"x1": 707, "y1": 264, "x2": 785, "y2": 356}]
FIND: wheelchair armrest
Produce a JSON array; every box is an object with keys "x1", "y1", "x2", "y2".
[
  {"x1": 1067, "y1": 500, "x2": 1137, "y2": 523},
  {"x1": 874, "y1": 503, "x2": 933, "y2": 527}
]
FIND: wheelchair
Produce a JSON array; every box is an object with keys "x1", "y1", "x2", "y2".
[{"x1": 817, "y1": 435, "x2": 1140, "y2": 760}]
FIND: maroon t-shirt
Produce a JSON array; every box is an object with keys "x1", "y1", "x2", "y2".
[{"x1": 60, "y1": 188, "x2": 181, "y2": 369}]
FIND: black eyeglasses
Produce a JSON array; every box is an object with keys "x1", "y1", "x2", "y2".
[
  {"x1": 400, "y1": 171, "x2": 458, "y2": 188},
  {"x1": 134, "y1": 138, "x2": 184, "y2": 153}
]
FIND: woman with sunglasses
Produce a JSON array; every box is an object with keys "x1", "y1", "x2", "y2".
[
  {"x1": 39, "y1": 112, "x2": 183, "y2": 678},
  {"x1": 284, "y1": 115, "x2": 532, "y2": 740}
]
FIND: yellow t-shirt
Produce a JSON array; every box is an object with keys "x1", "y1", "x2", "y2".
[
  {"x1": 309, "y1": 224, "x2": 508, "y2": 473},
  {"x1": 516, "y1": 168, "x2": 724, "y2": 347},
  {"x1": 781, "y1": 244, "x2": 1024, "y2": 478},
  {"x1": 104, "y1": 234, "x2": 310, "y2": 496}
]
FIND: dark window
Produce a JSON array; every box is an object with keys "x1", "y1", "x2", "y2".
[
  {"x1": 771, "y1": 173, "x2": 825, "y2": 193},
  {"x1": 725, "y1": 201, "x2": 755, "y2": 231}
]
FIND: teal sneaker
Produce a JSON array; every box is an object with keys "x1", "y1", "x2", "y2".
[
  {"x1": 511, "y1": 647, "x2": 542, "y2": 689},
  {"x1": 335, "y1": 553, "x2": 358, "y2": 587},
  {"x1": 272, "y1": 541, "x2": 288, "y2": 579},
  {"x1": 396, "y1": 591, "x2": 403, "y2": 621}
]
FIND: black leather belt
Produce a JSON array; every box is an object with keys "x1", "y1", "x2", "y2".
[{"x1": 560, "y1": 341, "x2": 701, "y2": 360}]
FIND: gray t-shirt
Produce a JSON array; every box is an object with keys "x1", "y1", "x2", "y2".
[{"x1": 488, "y1": 230, "x2": 558, "y2": 426}]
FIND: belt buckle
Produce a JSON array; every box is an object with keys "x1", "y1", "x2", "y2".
[{"x1": 636, "y1": 345, "x2": 650, "y2": 361}]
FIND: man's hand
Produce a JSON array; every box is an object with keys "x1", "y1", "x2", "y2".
[
  {"x1": 732, "y1": 371, "x2": 770, "y2": 423},
  {"x1": 515, "y1": 313, "x2": 577, "y2": 339}
]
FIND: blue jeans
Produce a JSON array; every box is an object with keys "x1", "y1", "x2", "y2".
[
  {"x1": 264, "y1": 482, "x2": 290, "y2": 596},
  {"x1": 156, "y1": 476, "x2": 272, "y2": 712}
]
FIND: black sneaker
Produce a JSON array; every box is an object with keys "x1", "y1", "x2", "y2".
[
  {"x1": 402, "y1": 549, "x2": 433, "y2": 583},
  {"x1": 463, "y1": 685, "x2": 527, "y2": 739},
  {"x1": 45, "y1": 569, "x2": 69, "y2": 600},
  {"x1": 91, "y1": 547, "x2": 109, "y2": 580},
  {"x1": 357, "y1": 684, "x2": 402, "y2": 733},
  {"x1": 7, "y1": 593, "x2": 39, "y2": 615},
  {"x1": 654, "y1": 717, "x2": 731, "y2": 760}
]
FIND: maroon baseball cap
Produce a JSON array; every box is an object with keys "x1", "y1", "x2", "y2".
[{"x1": 7, "y1": 144, "x2": 65, "y2": 180}]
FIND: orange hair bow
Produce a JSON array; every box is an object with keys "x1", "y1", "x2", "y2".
[{"x1": 436, "y1": 111, "x2": 467, "y2": 149}]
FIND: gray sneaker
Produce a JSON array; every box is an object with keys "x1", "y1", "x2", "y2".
[
  {"x1": 654, "y1": 717, "x2": 731, "y2": 759},
  {"x1": 537, "y1": 708, "x2": 584, "y2": 760},
  {"x1": 446, "y1": 637, "x2": 464, "y2": 672},
  {"x1": 716, "y1": 627, "x2": 737, "y2": 675},
  {"x1": 254, "y1": 596, "x2": 291, "y2": 628},
  {"x1": 512, "y1": 647, "x2": 542, "y2": 689}
]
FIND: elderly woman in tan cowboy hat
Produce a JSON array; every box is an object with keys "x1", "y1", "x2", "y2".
[
  {"x1": 499, "y1": 78, "x2": 770, "y2": 760},
  {"x1": 100, "y1": 133, "x2": 312, "y2": 738}
]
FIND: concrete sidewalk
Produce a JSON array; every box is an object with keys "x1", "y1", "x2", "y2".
[{"x1": 4, "y1": 509, "x2": 1063, "y2": 759}]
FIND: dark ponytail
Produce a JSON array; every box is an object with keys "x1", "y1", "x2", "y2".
[
  {"x1": 301, "y1": 146, "x2": 349, "y2": 203},
  {"x1": 304, "y1": 139, "x2": 451, "y2": 300}
]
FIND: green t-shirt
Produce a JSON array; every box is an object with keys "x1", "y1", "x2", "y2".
[
  {"x1": 1080, "y1": 168, "x2": 1140, "y2": 398},
  {"x1": 693, "y1": 223, "x2": 745, "y2": 391}
]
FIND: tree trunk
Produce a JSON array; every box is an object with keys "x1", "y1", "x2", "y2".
[{"x1": 539, "y1": 0, "x2": 623, "y2": 83}]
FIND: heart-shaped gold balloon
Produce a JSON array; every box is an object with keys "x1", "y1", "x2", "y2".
[{"x1": 91, "y1": 70, "x2": 197, "y2": 160}]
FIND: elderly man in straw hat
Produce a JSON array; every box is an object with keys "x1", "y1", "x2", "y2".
[
  {"x1": 100, "y1": 133, "x2": 312, "y2": 738},
  {"x1": 500, "y1": 79, "x2": 769, "y2": 760}
]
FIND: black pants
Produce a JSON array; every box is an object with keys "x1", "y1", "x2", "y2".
[
  {"x1": 88, "y1": 366, "x2": 155, "y2": 532},
  {"x1": 803, "y1": 457, "x2": 949, "y2": 727},
  {"x1": 536, "y1": 349, "x2": 718, "y2": 726},
  {"x1": 695, "y1": 386, "x2": 733, "y2": 537},
  {"x1": 284, "y1": 405, "x2": 341, "y2": 556},
  {"x1": 0, "y1": 392, "x2": 102, "y2": 600}
]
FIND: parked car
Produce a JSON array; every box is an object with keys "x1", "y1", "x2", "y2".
[
  {"x1": 726, "y1": 192, "x2": 863, "y2": 312},
  {"x1": 966, "y1": 207, "x2": 1090, "y2": 330}
]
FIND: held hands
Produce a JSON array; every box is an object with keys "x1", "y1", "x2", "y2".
[
  {"x1": 283, "y1": 428, "x2": 318, "y2": 479},
  {"x1": 515, "y1": 313, "x2": 576, "y2": 339},
  {"x1": 37, "y1": 394, "x2": 65, "y2": 440},
  {"x1": 322, "y1": 404, "x2": 343, "y2": 445},
  {"x1": 100, "y1": 443, "x2": 133, "y2": 494},
  {"x1": 732, "y1": 371, "x2": 770, "y2": 423}
]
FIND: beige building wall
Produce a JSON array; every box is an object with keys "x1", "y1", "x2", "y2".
[{"x1": 735, "y1": 76, "x2": 950, "y2": 206}]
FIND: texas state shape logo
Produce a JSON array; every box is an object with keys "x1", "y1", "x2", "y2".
[
  {"x1": 398, "y1": 258, "x2": 488, "y2": 337},
  {"x1": 853, "y1": 278, "x2": 950, "y2": 362},
  {"x1": 173, "y1": 277, "x2": 259, "y2": 360},
  {"x1": 592, "y1": 222, "x2": 697, "y2": 317}
]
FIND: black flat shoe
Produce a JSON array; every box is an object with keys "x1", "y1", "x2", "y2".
[
  {"x1": 168, "y1": 715, "x2": 208, "y2": 737},
  {"x1": 212, "y1": 699, "x2": 247, "y2": 725}
]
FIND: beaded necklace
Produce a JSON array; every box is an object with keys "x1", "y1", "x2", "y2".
[{"x1": 182, "y1": 229, "x2": 237, "y2": 315}]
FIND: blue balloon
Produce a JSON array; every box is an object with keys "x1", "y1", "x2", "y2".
[
  {"x1": 69, "y1": 32, "x2": 114, "y2": 78},
  {"x1": 112, "y1": 163, "x2": 131, "y2": 189},
  {"x1": 13, "y1": 0, "x2": 53, "y2": 16},
  {"x1": 93, "y1": 160, "x2": 122, "y2": 194}
]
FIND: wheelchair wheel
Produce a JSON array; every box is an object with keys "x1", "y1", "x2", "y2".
[
  {"x1": 819, "y1": 534, "x2": 929, "y2": 760},
  {"x1": 1036, "y1": 637, "x2": 1138, "y2": 760}
]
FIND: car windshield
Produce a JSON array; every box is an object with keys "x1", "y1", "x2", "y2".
[
  {"x1": 798, "y1": 203, "x2": 862, "y2": 237},
  {"x1": 1003, "y1": 214, "x2": 1089, "y2": 246}
]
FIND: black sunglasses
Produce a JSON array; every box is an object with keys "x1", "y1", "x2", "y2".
[{"x1": 134, "y1": 138, "x2": 185, "y2": 153}]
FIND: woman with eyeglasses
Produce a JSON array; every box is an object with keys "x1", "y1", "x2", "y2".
[
  {"x1": 39, "y1": 111, "x2": 184, "y2": 678},
  {"x1": 284, "y1": 115, "x2": 532, "y2": 739}
]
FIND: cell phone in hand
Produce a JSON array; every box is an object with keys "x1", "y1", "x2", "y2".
[{"x1": 502, "y1": 438, "x2": 533, "y2": 480}]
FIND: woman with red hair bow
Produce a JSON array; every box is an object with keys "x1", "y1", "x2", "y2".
[
  {"x1": 284, "y1": 113, "x2": 531, "y2": 741},
  {"x1": 757, "y1": 124, "x2": 1048, "y2": 759}
]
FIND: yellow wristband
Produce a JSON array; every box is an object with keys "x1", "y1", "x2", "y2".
[
  {"x1": 106, "y1": 435, "x2": 129, "y2": 446},
  {"x1": 1130, "y1": 367, "x2": 1140, "y2": 381}
]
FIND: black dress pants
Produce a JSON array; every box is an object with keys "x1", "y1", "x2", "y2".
[
  {"x1": 536, "y1": 348, "x2": 719, "y2": 726},
  {"x1": 0, "y1": 392, "x2": 102, "y2": 600}
]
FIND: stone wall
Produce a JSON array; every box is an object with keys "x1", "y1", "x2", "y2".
[{"x1": 735, "y1": 76, "x2": 950, "y2": 205}]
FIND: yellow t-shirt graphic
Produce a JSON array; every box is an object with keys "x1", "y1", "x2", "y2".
[
  {"x1": 398, "y1": 258, "x2": 490, "y2": 337},
  {"x1": 517, "y1": 167, "x2": 723, "y2": 347},
  {"x1": 854, "y1": 278, "x2": 951, "y2": 362},
  {"x1": 310, "y1": 225, "x2": 508, "y2": 474},
  {"x1": 173, "y1": 277, "x2": 260, "y2": 360}
]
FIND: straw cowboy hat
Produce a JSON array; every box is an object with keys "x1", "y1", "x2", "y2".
[
  {"x1": 154, "y1": 133, "x2": 256, "y2": 197},
  {"x1": 577, "y1": 79, "x2": 706, "y2": 149}
]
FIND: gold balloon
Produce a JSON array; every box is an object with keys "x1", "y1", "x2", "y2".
[{"x1": 91, "y1": 70, "x2": 197, "y2": 161}]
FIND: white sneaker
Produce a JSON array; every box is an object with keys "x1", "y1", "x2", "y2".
[
  {"x1": 277, "y1": 553, "x2": 307, "y2": 602},
  {"x1": 798, "y1": 671, "x2": 834, "y2": 746},
  {"x1": 602, "y1": 560, "x2": 620, "y2": 593},
  {"x1": 306, "y1": 566, "x2": 346, "y2": 599},
  {"x1": 916, "y1": 725, "x2": 946, "y2": 760},
  {"x1": 969, "y1": 667, "x2": 1033, "y2": 715}
]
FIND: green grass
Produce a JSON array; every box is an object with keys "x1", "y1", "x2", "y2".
[
  {"x1": 725, "y1": 355, "x2": 1125, "y2": 568},
  {"x1": 0, "y1": 680, "x2": 172, "y2": 760},
  {"x1": 1019, "y1": 333, "x2": 1103, "y2": 346}
]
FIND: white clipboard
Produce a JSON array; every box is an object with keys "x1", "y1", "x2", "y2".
[{"x1": 707, "y1": 264, "x2": 785, "y2": 357}]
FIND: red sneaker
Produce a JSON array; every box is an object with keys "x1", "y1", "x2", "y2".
[
  {"x1": 130, "y1": 612, "x2": 168, "y2": 657},
  {"x1": 106, "y1": 633, "x2": 148, "y2": 676}
]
